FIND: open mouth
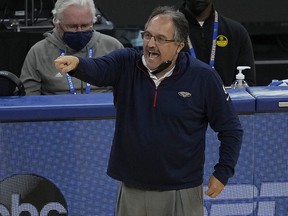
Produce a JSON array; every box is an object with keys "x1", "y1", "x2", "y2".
[{"x1": 148, "y1": 51, "x2": 160, "y2": 60}]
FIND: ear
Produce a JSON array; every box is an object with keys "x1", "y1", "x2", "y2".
[
  {"x1": 176, "y1": 42, "x2": 185, "y2": 53},
  {"x1": 55, "y1": 23, "x2": 60, "y2": 31}
]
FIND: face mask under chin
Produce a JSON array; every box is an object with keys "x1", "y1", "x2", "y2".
[{"x1": 62, "y1": 31, "x2": 93, "y2": 51}]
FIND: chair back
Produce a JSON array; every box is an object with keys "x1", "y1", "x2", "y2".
[{"x1": 0, "y1": 71, "x2": 25, "y2": 96}]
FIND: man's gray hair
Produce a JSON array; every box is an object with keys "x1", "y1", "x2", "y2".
[
  {"x1": 144, "y1": 6, "x2": 189, "y2": 43},
  {"x1": 52, "y1": 0, "x2": 96, "y2": 24}
]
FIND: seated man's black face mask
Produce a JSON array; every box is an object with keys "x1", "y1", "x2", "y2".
[
  {"x1": 63, "y1": 30, "x2": 93, "y2": 51},
  {"x1": 185, "y1": 0, "x2": 212, "y2": 16}
]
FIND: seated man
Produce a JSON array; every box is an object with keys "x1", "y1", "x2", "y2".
[{"x1": 20, "y1": 0, "x2": 123, "y2": 95}]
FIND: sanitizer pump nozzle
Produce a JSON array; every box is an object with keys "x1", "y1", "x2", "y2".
[{"x1": 231, "y1": 66, "x2": 251, "y2": 89}]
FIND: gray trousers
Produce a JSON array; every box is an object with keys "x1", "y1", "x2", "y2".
[{"x1": 115, "y1": 182, "x2": 204, "y2": 216}]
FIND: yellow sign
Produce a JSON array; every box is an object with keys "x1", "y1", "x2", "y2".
[{"x1": 216, "y1": 35, "x2": 228, "y2": 47}]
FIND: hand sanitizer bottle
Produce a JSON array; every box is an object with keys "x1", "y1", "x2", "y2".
[{"x1": 231, "y1": 66, "x2": 251, "y2": 89}]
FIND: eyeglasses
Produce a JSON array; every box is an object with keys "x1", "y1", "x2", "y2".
[
  {"x1": 60, "y1": 23, "x2": 93, "y2": 32},
  {"x1": 141, "y1": 31, "x2": 175, "y2": 45}
]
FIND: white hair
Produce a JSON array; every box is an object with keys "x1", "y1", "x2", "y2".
[{"x1": 52, "y1": 0, "x2": 97, "y2": 24}]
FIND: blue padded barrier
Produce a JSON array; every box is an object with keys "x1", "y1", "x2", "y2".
[
  {"x1": 247, "y1": 86, "x2": 288, "y2": 112},
  {"x1": 0, "y1": 93, "x2": 115, "y2": 121},
  {"x1": 0, "y1": 91, "x2": 255, "y2": 121},
  {"x1": 227, "y1": 88, "x2": 255, "y2": 113}
]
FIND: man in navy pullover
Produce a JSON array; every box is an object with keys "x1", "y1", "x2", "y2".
[{"x1": 55, "y1": 6, "x2": 243, "y2": 216}]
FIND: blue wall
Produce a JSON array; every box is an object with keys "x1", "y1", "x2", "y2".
[{"x1": 0, "y1": 87, "x2": 287, "y2": 215}]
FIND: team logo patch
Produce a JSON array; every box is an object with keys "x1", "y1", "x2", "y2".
[
  {"x1": 216, "y1": 35, "x2": 228, "y2": 47},
  {"x1": 178, "y1": 91, "x2": 191, "y2": 98}
]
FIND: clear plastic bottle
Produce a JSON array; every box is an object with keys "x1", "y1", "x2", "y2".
[{"x1": 231, "y1": 66, "x2": 251, "y2": 89}]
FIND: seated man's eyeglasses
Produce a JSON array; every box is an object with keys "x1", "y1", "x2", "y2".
[
  {"x1": 60, "y1": 23, "x2": 93, "y2": 32},
  {"x1": 141, "y1": 31, "x2": 175, "y2": 44}
]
